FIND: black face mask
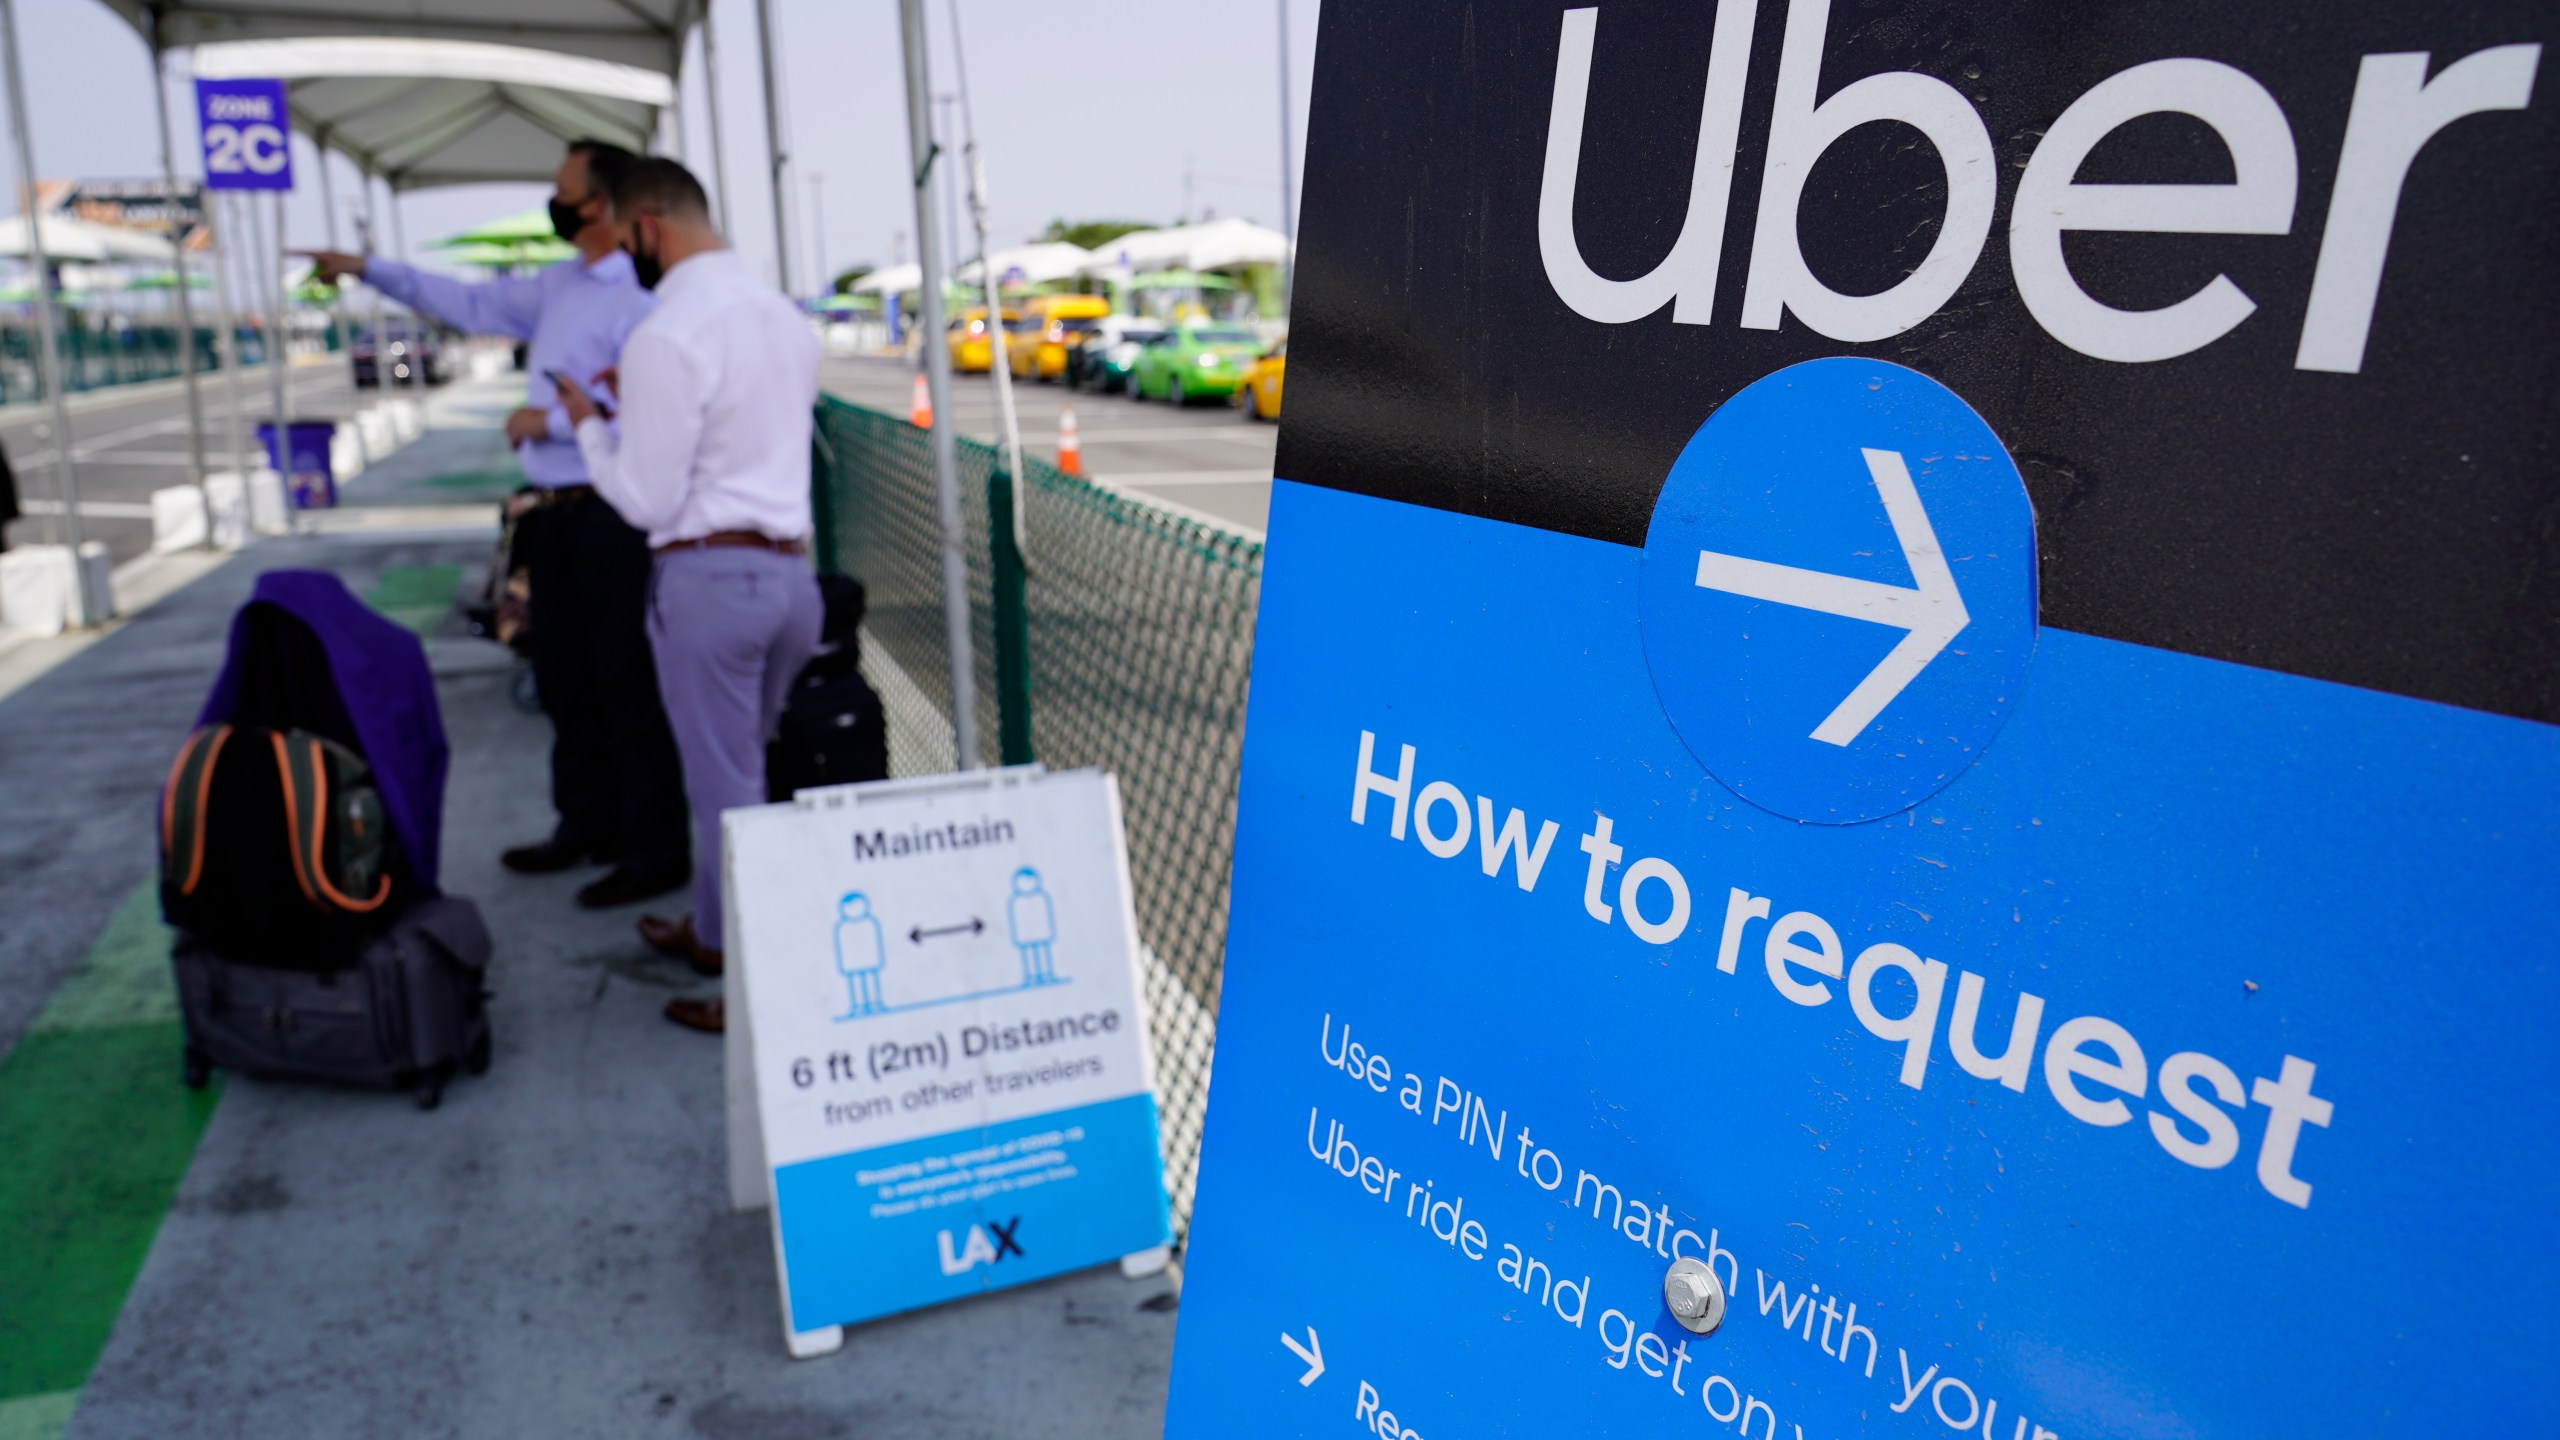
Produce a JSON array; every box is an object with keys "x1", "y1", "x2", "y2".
[
  {"x1": 548, "y1": 194, "x2": 590, "y2": 241},
  {"x1": 625, "y1": 240, "x2": 664, "y2": 291}
]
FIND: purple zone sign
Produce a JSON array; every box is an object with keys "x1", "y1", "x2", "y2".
[{"x1": 195, "y1": 78, "x2": 293, "y2": 191}]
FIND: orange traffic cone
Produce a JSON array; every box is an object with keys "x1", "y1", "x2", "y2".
[
  {"x1": 1057, "y1": 405, "x2": 1085, "y2": 477},
  {"x1": 909, "y1": 373, "x2": 933, "y2": 428}
]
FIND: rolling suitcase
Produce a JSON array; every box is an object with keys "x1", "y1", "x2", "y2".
[{"x1": 172, "y1": 895, "x2": 493, "y2": 1111}]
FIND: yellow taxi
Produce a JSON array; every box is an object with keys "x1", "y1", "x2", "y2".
[
  {"x1": 1011, "y1": 294, "x2": 1115, "y2": 382},
  {"x1": 1237, "y1": 337, "x2": 1285, "y2": 421},
  {"x1": 948, "y1": 306, "x2": 1023, "y2": 374}
]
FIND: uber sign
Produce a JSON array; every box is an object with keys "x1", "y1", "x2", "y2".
[{"x1": 1169, "y1": 0, "x2": 2557, "y2": 1436}]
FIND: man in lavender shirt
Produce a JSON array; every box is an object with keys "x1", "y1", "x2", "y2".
[{"x1": 307, "y1": 141, "x2": 691, "y2": 911}]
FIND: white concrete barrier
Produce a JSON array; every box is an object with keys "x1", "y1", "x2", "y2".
[
  {"x1": 358, "y1": 408, "x2": 395, "y2": 455},
  {"x1": 150, "y1": 485, "x2": 208, "y2": 553},
  {"x1": 201, "y1": 468, "x2": 288, "y2": 543},
  {"x1": 0, "y1": 542, "x2": 114, "y2": 636},
  {"x1": 331, "y1": 427, "x2": 366, "y2": 481}
]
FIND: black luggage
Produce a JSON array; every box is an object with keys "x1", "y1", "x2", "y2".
[
  {"x1": 767, "y1": 666, "x2": 890, "y2": 800},
  {"x1": 766, "y1": 573, "x2": 891, "y2": 800},
  {"x1": 173, "y1": 895, "x2": 493, "y2": 1110},
  {"x1": 161, "y1": 723, "x2": 398, "y2": 967}
]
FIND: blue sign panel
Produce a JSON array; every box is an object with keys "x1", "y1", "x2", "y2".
[
  {"x1": 194, "y1": 79, "x2": 293, "y2": 192},
  {"x1": 1168, "y1": 481, "x2": 2560, "y2": 1435},
  {"x1": 1166, "y1": 0, "x2": 2560, "y2": 1431}
]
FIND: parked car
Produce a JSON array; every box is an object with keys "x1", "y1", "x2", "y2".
[
  {"x1": 947, "y1": 307, "x2": 1023, "y2": 374},
  {"x1": 1237, "y1": 337, "x2": 1285, "y2": 421},
  {"x1": 350, "y1": 326, "x2": 453, "y2": 387},
  {"x1": 1012, "y1": 294, "x2": 1114, "y2": 382},
  {"x1": 1128, "y1": 325, "x2": 1265, "y2": 405},
  {"x1": 1071, "y1": 318, "x2": 1167, "y2": 393}
]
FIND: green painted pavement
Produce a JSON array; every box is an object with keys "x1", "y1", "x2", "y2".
[
  {"x1": 0, "y1": 883, "x2": 217, "y2": 1404},
  {"x1": 366, "y1": 562, "x2": 465, "y2": 637}
]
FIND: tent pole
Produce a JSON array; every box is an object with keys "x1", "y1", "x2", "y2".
[
  {"x1": 245, "y1": 190, "x2": 286, "y2": 449},
  {"x1": 388, "y1": 181, "x2": 415, "y2": 400},
  {"x1": 897, "y1": 0, "x2": 977, "y2": 770},
  {"x1": 1275, "y1": 0, "x2": 1296, "y2": 318},
  {"x1": 754, "y1": 0, "x2": 793, "y2": 293},
  {"x1": 0, "y1": 0, "x2": 90, "y2": 607},
  {"x1": 700, "y1": 0, "x2": 734, "y2": 235},
  {"x1": 359, "y1": 165, "x2": 387, "y2": 412},
  {"x1": 144, "y1": 8, "x2": 211, "y2": 525},
  {"x1": 945, "y1": 0, "x2": 1024, "y2": 552},
  {"x1": 313, "y1": 137, "x2": 367, "y2": 467},
  {"x1": 203, "y1": 180, "x2": 253, "y2": 492}
]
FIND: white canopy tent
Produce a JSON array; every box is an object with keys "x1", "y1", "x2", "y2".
[
  {"x1": 190, "y1": 38, "x2": 673, "y2": 190},
  {"x1": 953, "y1": 241, "x2": 1091, "y2": 288},
  {"x1": 98, "y1": 0, "x2": 694, "y2": 77}
]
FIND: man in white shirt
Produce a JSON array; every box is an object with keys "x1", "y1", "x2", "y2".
[
  {"x1": 306, "y1": 141, "x2": 690, "y2": 912},
  {"x1": 556, "y1": 157, "x2": 823, "y2": 1034}
]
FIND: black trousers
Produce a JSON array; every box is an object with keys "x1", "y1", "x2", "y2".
[{"x1": 521, "y1": 492, "x2": 688, "y2": 871}]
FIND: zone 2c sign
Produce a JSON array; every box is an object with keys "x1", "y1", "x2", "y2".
[{"x1": 194, "y1": 78, "x2": 293, "y2": 192}]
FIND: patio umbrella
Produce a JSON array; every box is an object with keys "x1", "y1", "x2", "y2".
[
  {"x1": 432, "y1": 207, "x2": 561, "y2": 249},
  {"x1": 128, "y1": 269, "x2": 212, "y2": 292},
  {"x1": 0, "y1": 213, "x2": 175, "y2": 265},
  {"x1": 439, "y1": 238, "x2": 577, "y2": 270}
]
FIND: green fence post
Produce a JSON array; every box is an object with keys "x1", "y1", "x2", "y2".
[
  {"x1": 986, "y1": 470, "x2": 1035, "y2": 765},
  {"x1": 808, "y1": 410, "x2": 838, "y2": 571}
]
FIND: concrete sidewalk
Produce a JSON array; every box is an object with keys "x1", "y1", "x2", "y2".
[{"x1": 0, "y1": 516, "x2": 1178, "y2": 1438}]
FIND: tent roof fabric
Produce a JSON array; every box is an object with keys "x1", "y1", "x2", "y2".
[
  {"x1": 103, "y1": 0, "x2": 694, "y2": 77},
  {"x1": 191, "y1": 38, "x2": 672, "y2": 192}
]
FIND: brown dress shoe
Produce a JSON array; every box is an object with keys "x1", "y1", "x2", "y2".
[
  {"x1": 576, "y1": 860, "x2": 691, "y2": 910},
  {"x1": 664, "y1": 996, "x2": 725, "y2": 1033},
  {"x1": 637, "y1": 913, "x2": 723, "y2": 976}
]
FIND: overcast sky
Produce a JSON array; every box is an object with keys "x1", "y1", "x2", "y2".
[{"x1": 7, "y1": 0, "x2": 1319, "y2": 290}]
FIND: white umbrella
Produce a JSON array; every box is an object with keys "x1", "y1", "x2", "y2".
[
  {"x1": 0, "y1": 212, "x2": 176, "y2": 264},
  {"x1": 954, "y1": 241, "x2": 1093, "y2": 288},
  {"x1": 1180, "y1": 217, "x2": 1292, "y2": 272},
  {"x1": 1074, "y1": 225, "x2": 1199, "y2": 280},
  {"x1": 852, "y1": 263, "x2": 922, "y2": 296}
]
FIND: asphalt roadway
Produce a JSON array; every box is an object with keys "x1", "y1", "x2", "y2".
[
  {"x1": 0, "y1": 357, "x2": 381, "y2": 566},
  {"x1": 819, "y1": 352, "x2": 1280, "y2": 537}
]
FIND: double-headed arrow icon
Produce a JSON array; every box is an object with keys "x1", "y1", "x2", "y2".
[
  {"x1": 1691, "y1": 447, "x2": 1969, "y2": 747},
  {"x1": 908, "y1": 918, "x2": 985, "y2": 944},
  {"x1": 1279, "y1": 1325, "x2": 1325, "y2": 1386}
]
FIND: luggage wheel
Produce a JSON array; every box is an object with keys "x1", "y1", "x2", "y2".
[
  {"x1": 463, "y1": 1029, "x2": 492, "y2": 1076},
  {"x1": 182, "y1": 1046, "x2": 211, "y2": 1090},
  {"x1": 414, "y1": 1075, "x2": 445, "y2": 1111}
]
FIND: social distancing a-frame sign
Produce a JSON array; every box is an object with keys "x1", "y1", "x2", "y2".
[
  {"x1": 1167, "y1": 0, "x2": 2559, "y2": 1434},
  {"x1": 723, "y1": 767, "x2": 1171, "y2": 1357}
]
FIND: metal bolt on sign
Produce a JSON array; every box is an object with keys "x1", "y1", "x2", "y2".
[{"x1": 1664, "y1": 1257, "x2": 1726, "y2": 1335}]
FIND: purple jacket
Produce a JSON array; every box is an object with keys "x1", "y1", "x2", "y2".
[{"x1": 195, "y1": 570, "x2": 449, "y2": 894}]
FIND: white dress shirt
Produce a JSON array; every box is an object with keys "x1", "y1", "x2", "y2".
[{"x1": 574, "y1": 247, "x2": 821, "y2": 548}]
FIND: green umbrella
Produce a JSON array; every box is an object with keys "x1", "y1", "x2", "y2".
[
  {"x1": 128, "y1": 269, "x2": 212, "y2": 292},
  {"x1": 440, "y1": 238, "x2": 577, "y2": 269},
  {"x1": 1128, "y1": 269, "x2": 1240, "y2": 291},
  {"x1": 431, "y1": 206, "x2": 562, "y2": 249}
]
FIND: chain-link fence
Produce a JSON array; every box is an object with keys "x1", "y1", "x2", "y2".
[{"x1": 810, "y1": 395, "x2": 1261, "y2": 1242}]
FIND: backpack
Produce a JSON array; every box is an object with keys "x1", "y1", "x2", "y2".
[
  {"x1": 766, "y1": 666, "x2": 891, "y2": 801},
  {"x1": 162, "y1": 723, "x2": 397, "y2": 967}
]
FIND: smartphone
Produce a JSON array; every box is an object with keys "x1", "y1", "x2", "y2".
[{"x1": 544, "y1": 368, "x2": 613, "y2": 417}]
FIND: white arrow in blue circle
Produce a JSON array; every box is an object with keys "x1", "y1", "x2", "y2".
[
  {"x1": 1691, "y1": 448, "x2": 1968, "y2": 746},
  {"x1": 1638, "y1": 358, "x2": 2038, "y2": 824}
]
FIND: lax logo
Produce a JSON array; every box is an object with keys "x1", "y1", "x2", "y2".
[{"x1": 937, "y1": 1217, "x2": 1024, "y2": 1276}]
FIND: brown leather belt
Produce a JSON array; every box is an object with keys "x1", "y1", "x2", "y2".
[
  {"x1": 535, "y1": 484, "x2": 596, "y2": 505},
  {"x1": 654, "y1": 530, "x2": 808, "y2": 558}
]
